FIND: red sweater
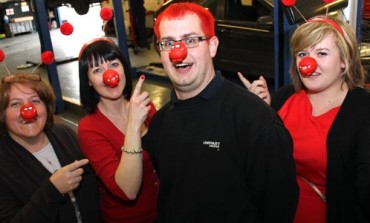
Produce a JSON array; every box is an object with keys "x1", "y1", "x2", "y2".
[
  {"x1": 278, "y1": 90, "x2": 339, "y2": 223},
  {"x1": 78, "y1": 104, "x2": 158, "y2": 223}
]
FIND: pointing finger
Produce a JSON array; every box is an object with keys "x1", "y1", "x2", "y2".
[
  {"x1": 69, "y1": 159, "x2": 89, "y2": 171},
  {"x1": 133, "y1": 75, "x2": 145, "y2": 97},
  {"x1": 237, "y1": 72, "x2": 251, "y2": 89},
  {"x1": 259, "y1": 76, "x2": 268, "y2": 87}
]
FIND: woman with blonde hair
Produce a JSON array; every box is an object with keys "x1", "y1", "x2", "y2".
[{"x1": 239, "y1": 16, "x2": 370, "y2": 222}]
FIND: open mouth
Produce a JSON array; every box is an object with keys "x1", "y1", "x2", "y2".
[
  {"x1": 174, "y1": 62, "x2": 192, "y2": 69},
  {"x1": 302, "y1": 72, "x2": 320, "y2": 77},
  {"x1": 309, "y1": 72, "x2": 320, "y2": 76},
  {"x1": 21, "y1": 118, "x2": 37, "y2": 124}
]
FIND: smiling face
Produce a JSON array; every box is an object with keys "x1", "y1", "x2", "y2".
[
  {"x1": 158, "y1": 13, "x2": 219, "y2": 99},
  {"x1": 87, "y1": 57, "x2": 127, "y2": 101},
  {"x1": 296, "y1": 34, "x2": 346, "y2": 93},
  {"x1": 5, "y1": 83, "x2": 47, "y2": 141}
]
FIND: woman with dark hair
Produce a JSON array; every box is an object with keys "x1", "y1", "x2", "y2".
[
  {"x1": 78, "y1": 38, "x2": 133, "y2": 114},
  {"x1": 0, "y1": 73, "x2": 102, "y2": 222},
  {"x1": 78, "y1": 38, "x2": 158, "y2": 223}
]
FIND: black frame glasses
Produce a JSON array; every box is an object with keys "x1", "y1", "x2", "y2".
[{"x1": 157, "y1": 36, "x2": 209, "y2": 51}]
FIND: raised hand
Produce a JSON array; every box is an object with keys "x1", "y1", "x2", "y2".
[
  {"x1": 237, "y1": 72, "x2": 271, "y2": 105},
  {"x1": 127, "y1": 75, "x2": 151, "y2": 130},
  {"x1": 115, "y1": 75, "x2": 150, "y2": 199},
  {"x1": 49, "y1": 159, "x2": 89, "y2": 194}
]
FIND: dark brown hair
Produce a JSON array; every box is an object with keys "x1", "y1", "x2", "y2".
[{"x1": 0, "y1": 73, "x2": 55, "y2": 133}]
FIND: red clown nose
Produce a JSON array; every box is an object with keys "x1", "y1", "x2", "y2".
[
  {"x1": 281, "y1": 0, "x2": 296, "y2": 7},
  {"x1": 169, "y1": 41, "x2": 188, "y2": 63},
  {"x1": 299, "y1": 56, "x2": 317, "y2": 76},
  {"x1": 103, "y1": 69, "x2": 120, "y2": 87},
  {"x1": 20, "y1": 103, "x2": 37, "y2": 121}
]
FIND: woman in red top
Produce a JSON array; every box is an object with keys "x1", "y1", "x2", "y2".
[
  {"x1": 239, "y1": 16, "x2": 370, "y2": 222},
  {"x1": 77, "y1": 38, "x2": 158, "y2": 223}
]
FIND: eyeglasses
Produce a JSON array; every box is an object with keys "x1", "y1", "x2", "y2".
[
  {"x1": 1, "y1": 74, "x2": 42, "y2": 84},
  {"x1": 157, "y1": 36, "x2": 209, "y2": 51}
]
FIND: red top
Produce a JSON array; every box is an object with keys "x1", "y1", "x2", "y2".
[
  {"x1": 78, "y1": 103, "x2": 159, "y2": 223},
  {"x1": 278, "y1": 90, "x2": 340, "y2": 223}
]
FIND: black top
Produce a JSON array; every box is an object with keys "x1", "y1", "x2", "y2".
[
  {"x1": 0, "y1": 123, "x2": 102, "y2": 223},
  {"x1": 272, "y1": 85, "x2": 370, "y2": 223},
  {"x1": 143, "y1": 72, "x2": 299, "y2": 223}
]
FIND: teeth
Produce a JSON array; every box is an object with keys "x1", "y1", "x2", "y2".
[
  {"x1": 175, "y1": 63, "x2": 189, "y2": 68},
  {"x1": 21, "y1": 119, "x2": 36, "y2": 124}
]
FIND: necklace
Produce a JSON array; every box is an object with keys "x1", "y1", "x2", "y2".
[
  {"x1": 32, "y1": 143, "x2": 82, "y2": 223},
  {"x1": 33, "y1": 142, "x2": 61, "y2": 173}
]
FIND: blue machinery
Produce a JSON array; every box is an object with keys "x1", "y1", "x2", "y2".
[{"x1": 34, "y1": 0, "x2": 64, "y2": 113}]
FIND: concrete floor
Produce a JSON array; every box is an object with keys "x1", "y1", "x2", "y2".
[{"x1": 0, "y1": 30, "x2": 172, "y2": 129}]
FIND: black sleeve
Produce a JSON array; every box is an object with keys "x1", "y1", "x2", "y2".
[
  {"x1": 142, "y1": 117, "x2": 160, "y2": 172},
  {"x1": 271, "y1": 85, "x2": 295, "y2": 111},
  {"x1": 142, "y1": 105, "x2": 171, "y2": 173},
  {"x1": 246, "y1": 118, "x2": 299, "y2": 222},
  {"x1": 0, "y1": 177, "x2": 67, "y2": 223},
  {"x1": 356, "y1": 95, "x2": 370, "y2": 220}
]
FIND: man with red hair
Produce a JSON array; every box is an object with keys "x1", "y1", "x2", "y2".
[{"x1": 129, "y1": 2, "x2": 299, "y2": 222}]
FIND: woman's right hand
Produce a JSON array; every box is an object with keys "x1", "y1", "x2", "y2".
[
  {"x1": 127, "y1": 75, "x2": 151, "y2": 130},
  {"x1": 237, "y1": 72, "x2": 271, "y2": 105},
  {"x1": 49, "y1": 159, "x2": 89, "y2": 194}
]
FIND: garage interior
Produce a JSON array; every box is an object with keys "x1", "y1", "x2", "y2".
[{"x1": 0, "y1": 0, "x2": 368, "y2": 127}]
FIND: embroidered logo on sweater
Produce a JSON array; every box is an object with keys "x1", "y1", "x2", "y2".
[{"x1": 203, "y1": 141, "x2": 221, "y2": 151}]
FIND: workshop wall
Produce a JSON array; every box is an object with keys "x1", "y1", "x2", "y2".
[
  {"x1": 100, "y1": 0, "x2": 164, "y2": 38},
  {"x1": 144, "y1": 0, "x2": 164, "y2": 12}
]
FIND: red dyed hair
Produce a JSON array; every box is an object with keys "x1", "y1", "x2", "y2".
[{"x1": 154, "y1": 2, "x2": 215, "y2": 39}]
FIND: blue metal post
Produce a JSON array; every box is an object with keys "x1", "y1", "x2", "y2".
[
  {"x1": 273, "y1": 0, "x2": 280, "y2": 91},
  {"x1": 274, "y1": 0, "x2": 293, "y2": 90},
  {"x1": 356, "y1": 0, "x2": 364, "y2": 43},
  {"x1": 33, "y1": 0, "x2": 64, "y2": 113},
  {"x1": 281, "y1": 16, "x2": 296, "y2": 88},
  {"x1": 111, "y1": 0, "x2": 134, "y2": 76}
]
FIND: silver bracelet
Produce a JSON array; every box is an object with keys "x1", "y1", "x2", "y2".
[{"x1": 121, "y1": 146, "x2": 143, "y2": 155}]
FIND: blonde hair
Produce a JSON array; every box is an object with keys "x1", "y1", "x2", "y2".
[{"x1": 289, "y1": 16, "x2": 365, "y2": 91}]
